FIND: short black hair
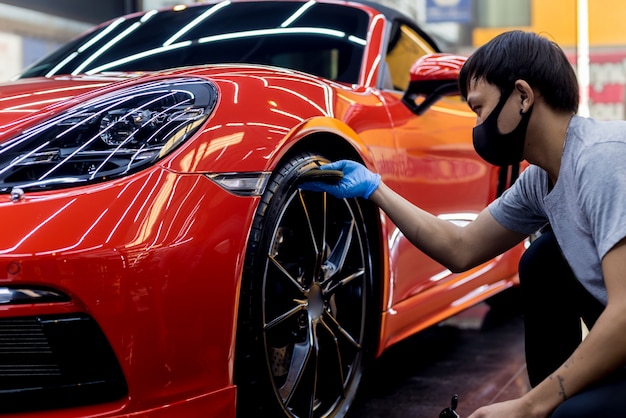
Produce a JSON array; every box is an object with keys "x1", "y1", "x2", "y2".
[{"x1": 459, "y1": 30, "x2": 579, "y2": 113}]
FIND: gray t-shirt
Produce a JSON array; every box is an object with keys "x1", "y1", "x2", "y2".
[{"x1": 488, "y1": 115, "x2": 626, "y2": 305}]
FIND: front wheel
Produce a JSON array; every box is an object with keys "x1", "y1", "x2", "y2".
[{"x1": 235, "y1": 153, "x2": 378, "y2": 418}]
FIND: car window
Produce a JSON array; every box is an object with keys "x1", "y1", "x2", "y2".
[
  {"x1": 385, "y1": 22, "x2": 437, "y2": 91},
  {"x1": 19, "y1": 1, "x2": 370, "y2": 84}
]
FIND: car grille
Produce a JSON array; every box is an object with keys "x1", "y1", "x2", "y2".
[{"x1": 0, "y1": 313, "x2": 127, "y2": 414}]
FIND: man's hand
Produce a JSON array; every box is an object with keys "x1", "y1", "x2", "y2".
[{"x1": 299, "y1": 160, "x2": 380, "y2": 199}]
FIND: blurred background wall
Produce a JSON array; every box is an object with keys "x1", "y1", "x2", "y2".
[{"x1": 0, "y1": 0, "x2": 625, "y2": 119}]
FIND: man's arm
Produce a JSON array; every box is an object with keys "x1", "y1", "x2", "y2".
[
  {"x1": 299, "y1": 159, "x2": 527, "y2": 272},
  {"x1": 369, "y1": 181, "x2": 527, "y2": 272}
]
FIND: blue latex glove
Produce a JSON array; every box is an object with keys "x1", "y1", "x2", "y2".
[{"x1": 299, "y1": 160, "x2": 381, "y2": 199}]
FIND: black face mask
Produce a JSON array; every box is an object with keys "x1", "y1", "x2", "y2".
[{"x1": 472, "y1": 88, "x2": 532, "y2": 166}]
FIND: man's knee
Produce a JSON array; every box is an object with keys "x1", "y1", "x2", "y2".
[
  {"x1": 518, "y1": 228, "x2": 580, "y2": 298},
  {"x1": 520, "y1": 228, "x2": 563, "y2": 275}
]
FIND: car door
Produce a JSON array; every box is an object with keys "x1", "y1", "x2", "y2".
[{"x1": 378, "y1": 21, "x2": 503, "y2": 308}]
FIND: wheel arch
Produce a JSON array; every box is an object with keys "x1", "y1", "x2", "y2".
[{"x1": 272, "y1": 117, "x2": 378, "y2": 170}]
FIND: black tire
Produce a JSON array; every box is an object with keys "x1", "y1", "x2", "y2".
[{"x1": 235, "y1": 152, "x2": 377, "y2": 418}]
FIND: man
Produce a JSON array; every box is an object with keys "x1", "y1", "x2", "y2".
[{"x1": 300, "y1": 30, "x2": 626, "y2": 417}]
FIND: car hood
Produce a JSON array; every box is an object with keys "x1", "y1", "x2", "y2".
[
  {"x1": 0, "y1": 66, "x2": 376, "y2": 175},
  {"x1": 0, "y1": 75, "x2": 130, "y2": 132}
]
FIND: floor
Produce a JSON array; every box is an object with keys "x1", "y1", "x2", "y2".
[{"x1": 350, "y1": 289, "x2": 531, "y2": 418}]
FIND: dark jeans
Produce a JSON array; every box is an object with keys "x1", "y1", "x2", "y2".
[{"x1": 519, "y1": 228, "x2": 626, "y2": 417}]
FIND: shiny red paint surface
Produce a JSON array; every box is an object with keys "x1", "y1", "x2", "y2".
[
  {"x1": 408, "y1": 53, "x2": 468, "y2": 83},
  {"x1": 0, "y1": 1, "x2": 524, "y2": 416},
  {"x1": 0, "y1": 171, "x2": 252, "y2": 414}
]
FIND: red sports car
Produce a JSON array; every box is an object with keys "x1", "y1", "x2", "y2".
[{"x1": 0, "y1": 1, "x2": 524, "y2": 417}]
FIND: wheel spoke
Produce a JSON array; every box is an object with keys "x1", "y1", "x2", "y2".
[
  {"x1": 264, "y1": 302, "x2": 306, "y2": 331},
  {"x1": 323, "y1": 268, "x2": 364, "y2": 296},
  {"x1": 305, "y1": 326, "x2": 320, "y2": 418},
  {"x1": 269, "y1": 254, "x2": 305, "y2": 293},
  {"x1": 297, "y1": 190, "x2": 323, "y2": 258},
  {"x1": 279, "y1": 321, "x2": 319, "y2": 412},
  {"x1": 322, "y1": 309, "x2": 361, "y2": 350},
  {"x1": 321, "y1": 220, "x2": 354, "y2": 281},
  {"x1": 319, "y1": 317, "x2": 347, "y2": 389},
  {"x1": 278, "y1": 341, "x2": 310, "y2": 404}
]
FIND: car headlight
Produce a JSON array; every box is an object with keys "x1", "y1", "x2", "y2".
[{"x1": 0, "y1": 77, "x2": 217, "y2": 193}]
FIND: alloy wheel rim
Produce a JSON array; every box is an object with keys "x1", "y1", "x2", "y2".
[{"x1": 261, "y1": 189, "x2": 369, "y2": 417}]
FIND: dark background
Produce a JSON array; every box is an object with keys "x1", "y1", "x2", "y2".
[{"x1": 0, "y1": 0, "x2": 140, "y2": 24}]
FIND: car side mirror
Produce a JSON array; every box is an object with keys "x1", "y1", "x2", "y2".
[{"x1": 402, "y1": 53, "x2": 467, "y2": 115}]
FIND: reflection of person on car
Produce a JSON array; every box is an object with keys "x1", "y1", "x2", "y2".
[{"x1": 300, "y1": 30, "x2": 626, "y2": 418}]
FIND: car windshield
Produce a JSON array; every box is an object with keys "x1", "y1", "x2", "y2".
[{"x1": 19, "y1": 1, "x2": 370, "y2": 84}]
